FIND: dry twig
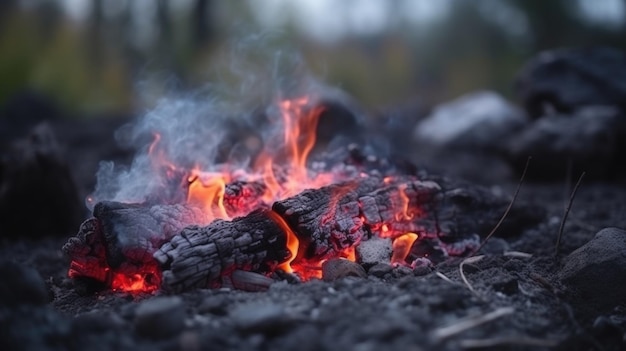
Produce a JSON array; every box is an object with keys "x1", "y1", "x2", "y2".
[
  {"x1": 459, "y1": 255, "x2": 484, "y2": 299},
  {"x1": 460, "y1": 336, "x2": 559, "y2": 348},
  {"x1": 474, "y1": 157, "x2": 530, "y2": 255},
  {"x1": 555, "y1": 172, "x2": 585, "y2": 257},
  {"x1": 434, "y1": 271, "x2": 457, "y2": 286},
  {"x1": 432, "y1": 307, "x2": 515, "y2": 341},
  {"x1": 503, "y1": 251, "x2": 533, "y2": 259}
]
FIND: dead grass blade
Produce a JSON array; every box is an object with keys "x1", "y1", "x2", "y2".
[
  {"x1": 474, "y1": 157, "x2": 530, "y2": 255},
  {"x1": 459, "y1": 255, "x2": 484, "y2": 298},
  {"x1": 434, "y1": 271, "x2": 457, "y2": 286},
  {"x1": 503, "y1": 251, "x2": 533, "y2": 258},
  {"x1": 555, "y1": 172, "x2": 585, "y2": 257},
  {"x1": 432, "y1": 307, "x2": 515, "y2": 341},
  {"x1": 460, "y1": 336, "x2": 559, "y2": 348}
]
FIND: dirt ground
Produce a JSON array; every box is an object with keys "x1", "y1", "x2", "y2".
[{"x1": 2, "y1": 118, "x2": 626, "y2": 351}]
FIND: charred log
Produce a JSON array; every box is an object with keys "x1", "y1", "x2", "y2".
[
  {"x1": 272, "y1": 176, "x2": 442, "y2": 259},
  {"x1": 154, "y1": 209, "x2": 290, "y2": 293},
  {"x1": 63, "y1": 174, "x2": 545, "y2": 292},
  {"x1": 63, "y1": 201, "x2": 207, "y2": 286}
]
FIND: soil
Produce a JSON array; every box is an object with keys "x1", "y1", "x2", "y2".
[{"x1": 2, "y1": 118, "x2": 626, "y2": 351}]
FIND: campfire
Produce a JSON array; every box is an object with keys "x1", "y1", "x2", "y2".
[{"x1": 63, "y1": 94, "x2": 540, "y2": 294}]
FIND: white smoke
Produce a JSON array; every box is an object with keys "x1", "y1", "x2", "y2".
[{"x1": 88, "y1": 35, "x2": 350, "y2": 209}]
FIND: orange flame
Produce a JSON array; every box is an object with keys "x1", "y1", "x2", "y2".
[
  {"x1": 267, "y1": 210, "x2": 299, "y2": 274},
  {"x1": 187, "y1": 170, "x2": 231, "y2": 222},
  {"x1": 395, "y1": 184, "x2": 415, "y2": 221},
  {"x1": 390, "y1": 232, "x2": 419, "y2": 266}
]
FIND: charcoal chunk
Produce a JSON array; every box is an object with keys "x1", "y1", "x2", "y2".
[
  {"x1": 134, "y1": 296, "x2": 186, "y2": 339},
  {"x1": 0, "y1": 261, "x2": 48, "y2": 306},
  {"x1": 515, "y1": 47, "x2": 626, "y2": 118},
  {"x1": 560, "y1": 227, "x2": 626, "y2": 319}
]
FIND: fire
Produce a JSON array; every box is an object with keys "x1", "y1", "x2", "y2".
[
  {"x1": 97, "y1": 95, "x2": 431, "y2": 293},
  {"x1": 111, "y1": 272, "x2": 159, "y2": 293},
  {"x1": 267, "y1": 210, "x2": 299, "y2": 274},
  {"x1": 390, "y1": 233, "x2": 419, "y2": 266},
  {"x1": 187, "y1": 170, "x2": 231, "y2": 222},
  {"x1": 179, "y1": 96, "x2": 339, "y2": 279},
  {"x1": 396, "y1": 184, "x2": 414, "y2": 221}
]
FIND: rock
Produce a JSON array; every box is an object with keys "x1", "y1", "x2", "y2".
[
  {"x1": 477, "y1": 237, "x2": 510, "y2": 255},
  {"x1": 321, "y1": 258, "x2": 367, "y2": 282},
  {"x1": 505, "y1": 106, "x2": 626, "y2": 180},
  {"x1": 0, "y1": 261, "x2": 48, "y2": 306},
  {"x1": 560, "y1": 228, "x2": 626, "y2": 318},
  {"x1": 0, "y1": 123, "x2": 82, "y2": 238},
  {"x1": 414, "y1": 91, "x2": 526, "y2": 150},
  {"x1": 356, "y1": 237, "x2": 392, "y2": 267},
  {"x1": 392, "y1": 265, "x2": 413, "y2": 278},
  {"x1": 198, "y1": 295, "x2": 229, "y2": 316},
  {"x1": 134, "y1": 296, "x2": 186, "y2": 339},
  {"x1": 515, "y1": 47, "x2": 626, "y2": 119},
  {"x1": 229, "y1": 270, "x2": 274, "y2": 291},
  {"x1": 230, "y1": 302, "x2": 291, "y2": 334},
  {"x1": 367, "y1": 263, "x2": 393, "y2": 278}
]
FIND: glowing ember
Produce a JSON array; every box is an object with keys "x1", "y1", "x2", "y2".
[{"x1": 111, "y1": 272, "x2": 159, "y2": 293}]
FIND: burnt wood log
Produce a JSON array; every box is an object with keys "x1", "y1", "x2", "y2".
[
  {"x1": 63, "y1": 201, "x2": 208, "y2": 285},
  {"x1": 154, "y1": 209, "x2": 290, "y2": 292},
  {"x1": 64, "y1": 174, "x2": 545, "y2": 292},
  {"x1": 272, "y1": 176, "x2": 443, "y2": 259}
]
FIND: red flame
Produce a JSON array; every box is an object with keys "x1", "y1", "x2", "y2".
[{"x1": 111, "y1": 272, "x2": 159, "y2": 293}]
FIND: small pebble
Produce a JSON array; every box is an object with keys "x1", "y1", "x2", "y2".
[
  {"x1": 134, "y1": 296, "x2": 185, "y2": 339},
  {"x1": 230, "y1": 302, "x2": 290, "y2": 334},
  {"x1": 367, "y1": 263, "x2": 393, "y2": 278},
  {"x1": 322, "y1": 258, "x2": 366, "y2": 281}
]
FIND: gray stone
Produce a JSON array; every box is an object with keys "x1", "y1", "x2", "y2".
[
  {"x1": 367, "y1": 263, "x2": 393, "y2": 278},
  {"x1": 134, "y1": 296, "x2": 185, "y2": 339},
  {"x1": 505, "y1": 106, "x2": 626, "y2": 180},
  {"x1": 515, "y1": 47, "x2": 626, "y2": 119},
  {"x1": 414, "y1": 91, "x2": 526, "y2": 150},
  {"x1": 356, "y1": 237, "x2": 392, "y2": 267},
  {"x1": 322, "y1": 258, "x2": 367, "y2": 282},
  {"x1": 560, "y1": 227, "x2": 626, "y2": 317},
  {"x1": 392, "y1": 265, "x2": 414, "y2": 278},
  {"x1": 230, "y1": 302, "x2": 290, "y2": 334},
  {"x1": 0, "y1": 261, "x2": 48, "y2": 306}
]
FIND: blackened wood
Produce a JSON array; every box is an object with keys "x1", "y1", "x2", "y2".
[
  {"x1": 62, "y1": 201, "x2": 208, "y2": 285},
  {"x1": 0, "y1": 123, "x2": 81, "y2": 238},
  {"x1": 154, "y1": 209, "x2": 289, "y2": 293},
  {"x1": 223, "y1": 180, "x2": 267, "y2": 216},
  {"x1": 63, "y1": 173, "x2": 545, "y2": 292},
  {"x1": 272, "y1": 176, "x2": 442, "y2": 259},
  {"x1": 93, "y1": 201, "x2": 209, "y2": 268}
]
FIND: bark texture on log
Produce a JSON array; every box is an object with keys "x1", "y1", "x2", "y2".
[
  {"x1": 63, "y1": 201, "x2": 207, "y2": 284},
  {"x1": 154, "y1": 209, "x2": 290, "y2": 293},
  {"x1": 63, "y1": 174, "x2": 545, "y2": 292},
  {"x1": 272, "y1": 176, "x2": 442, "y2": 259}
]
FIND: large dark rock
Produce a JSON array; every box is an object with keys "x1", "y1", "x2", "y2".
[
  {"x1": 516, "y1": 47, "x2": 626, "y2": 119},
  {"x1": 0, "y1": 123, "x2": 82, "y2": 238},
  {"x1": 505, "y1": 106, "x2": 626, "y2": 180},
  {"x1": 560, "y1": 227, "x2": 626, "y2": 319},
  {"x1": 134, "y1": 296, "x2": 186, "y2": 339},
  {"x1": 414, "y1": 91, "x2": 527, "y2": 151},
  {"x1": 0, "y1": 261, "x2": 49, "y2": 306}
]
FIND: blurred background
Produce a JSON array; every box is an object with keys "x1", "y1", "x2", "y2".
[{"x1": 1, "y1": 0, "x2": 625, "y2": 115}]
